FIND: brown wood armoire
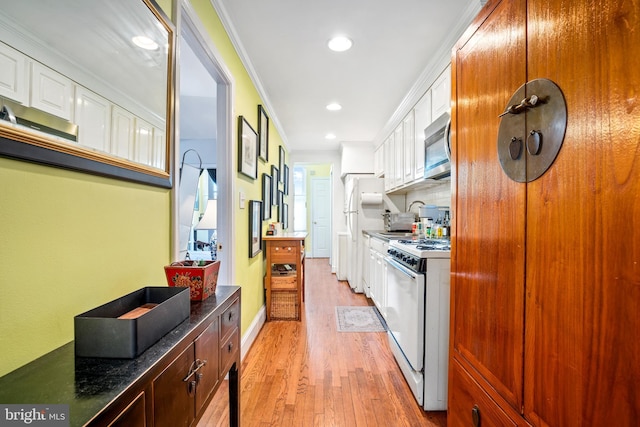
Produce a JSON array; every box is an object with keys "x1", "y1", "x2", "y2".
[{"x1": 448, "y1": 0, "x2": 640, "y2": 426}]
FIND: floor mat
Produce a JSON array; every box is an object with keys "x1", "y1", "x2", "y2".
[{"x1": 335, "y1": 306, "x2": 386, "y2": 332}]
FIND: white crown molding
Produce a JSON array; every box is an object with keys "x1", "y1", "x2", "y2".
[
  {"x1": 373, "y1": 0, "x2": 483, "y2": 147},
  {"x1": 210, "y1": 0, "x2": 290, "y2": 151}
]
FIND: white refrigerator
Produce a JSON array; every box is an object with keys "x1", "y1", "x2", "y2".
[{"x1": 343, "y1": 174, "x2": 385, "y2": 293}]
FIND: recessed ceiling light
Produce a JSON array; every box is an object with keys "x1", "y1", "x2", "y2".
[
  {"x1": 326, "y1": 103, "x2": 342, "y2": 111},
  {"x1": 327, "y1": 36, "x2": 353, "y2": 52},
  {"x1": 132, "y1": 36, "x2": 159, "y2": 51},
  {"x1": 325, "y1": 133, "x2": 336, "y2": 140}
]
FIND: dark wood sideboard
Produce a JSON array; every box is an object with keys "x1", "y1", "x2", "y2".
[{"x1": 0, "y1": 286, "x2": 241, "y2": 427}]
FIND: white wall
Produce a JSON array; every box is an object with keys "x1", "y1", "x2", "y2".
[{"x1": 291, "y1": 150, "x2": 345, "y2": 272}]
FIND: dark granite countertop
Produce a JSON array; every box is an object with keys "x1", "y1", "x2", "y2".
[{"x1": 0, "y1": 285, "x2": 240, "y2": 427}]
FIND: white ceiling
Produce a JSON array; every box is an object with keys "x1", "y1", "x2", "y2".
[{"x1": 214, "y1": 0, "x2": 482, "y2": 153}]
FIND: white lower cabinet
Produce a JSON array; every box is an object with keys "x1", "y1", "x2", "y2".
[{"x1": 369, "y1": 237, "x2": 388, "y2": 319}]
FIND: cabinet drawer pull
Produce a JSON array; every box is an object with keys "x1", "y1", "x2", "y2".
[
  {"x1": 227, "y1": 342, "x2": 233, "y2": 353},
  {"x1": 228, "y1": 311, "x2": 234, "y2": 322},
  {"x1": 472, "y1": 404, "x2": 481, "y2": 427},
  {"x1": 183, "y1": 358, "x2": 207, "y2": 382}
]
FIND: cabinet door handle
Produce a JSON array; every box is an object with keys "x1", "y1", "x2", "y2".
[
  {"x1": 227, "y1": 342, "x2": 233, "y2": 353},
  {"x1": 187, "y1": 380, "x2": 196, "y2": 397},
  {"x1": 183, "y1": 358, "x2": 207, "y2": 382},
  {"x1": 228, "y1": 311, "x2": 234, "y2": 322},
  {"x1": 471, "y1": 405, "x2": 481, "y2": 427}
]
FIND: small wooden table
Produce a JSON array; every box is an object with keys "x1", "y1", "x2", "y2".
[{"x1": 263, "y1": 232, "x2": 307, "y2": 320}]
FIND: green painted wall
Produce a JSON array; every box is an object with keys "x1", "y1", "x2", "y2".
[
  {"x1": 0, "y1": 159, "x2": 170, "y2": 376},
  {"x1": 0, "y1": 0, "x2": 287, "y2": 377},
  {"x1": 189, "y1": 0, "x2": 288, "y2": 335}
]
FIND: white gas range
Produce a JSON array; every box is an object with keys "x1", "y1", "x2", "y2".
[{"x1": 385, "y1": 238, "x2": 451, "y2": 411}]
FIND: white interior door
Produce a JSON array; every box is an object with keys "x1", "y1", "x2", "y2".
[{"x1": 311, "y1": 177, "x2": 331, "y2": 258}]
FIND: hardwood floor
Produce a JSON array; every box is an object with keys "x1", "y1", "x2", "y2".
[{"x1": 198, "y1": 258, "x2": 447, "y2": 426}]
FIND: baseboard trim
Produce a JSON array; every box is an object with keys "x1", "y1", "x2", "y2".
[{"x1": 241, "y1": 304, "x2": 266, "y2": 361}]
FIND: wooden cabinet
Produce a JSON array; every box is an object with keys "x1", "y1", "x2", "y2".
[
  {"x1": 393, "y1": 124, "x2": 403, "y2": 188},
  {"x1": 0, "y1": 286, "x2": 241, "y2": 427},
  {"x1": 383, "y1": 134, "x2": 393, "y2": 191},
  {"x1": 264, "y1": 233, "x2": 307, "y2": 321},
  {"x1": 450, "y1": 0, "x2": 640, "y2": 426}
]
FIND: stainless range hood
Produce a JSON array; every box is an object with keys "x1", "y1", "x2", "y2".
[{"x1": 0, "y1": 97, "x2": 78, "y2": 142}]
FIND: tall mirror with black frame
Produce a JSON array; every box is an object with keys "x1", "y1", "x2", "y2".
[{"x1": 0, "y1": 0, "x2": 175, "y2": 187}]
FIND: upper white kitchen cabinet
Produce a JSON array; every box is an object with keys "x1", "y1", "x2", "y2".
[
  {"x1": 402, "y1": 111, "x2": 415, "y2": 184},
  {"x1": 431, "y1": 64, "x2": 452, "y2": 121},
  {"x1": 340, "y1": 141, "x2": 375, "y2": 177},
  {"x1": 0, "y1": 42, "x2": 28, "y2": 105},
  {"x1": 413, "y1": 90, "x2": 432, "y2": 179},
  {"x1": 30, "y1": 62, "x2": 74, "y2": 121},
  {"x1": 384, "y1": 135, "x2": 393, "y2": 191},
  {"x1": 110, "y1": 105, "x2": 135, "y2": 160},
  {"x1": 374, "y1": 143, "x2": 384, "y2": 177},
  {"x1": 152, "y1": 127, "x2": 166, "y2": 170},
  {"x1": 74, "y1": 86, "x2": 111, "y2": 153},
  {"x1": 393, "y1": 124, "x2": 404, "y2": 188},
  {"x1": 134, "y1": 117, "x2": 154, "y2": 166}
]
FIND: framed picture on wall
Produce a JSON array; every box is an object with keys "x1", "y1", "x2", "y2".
[
  {"x1": 283, "y1": 203, "x2": 288, "y2": 229},
  {"x1": 278, "y1": 190, "x2": 284, "y2": 223},
  {"x1": 283, "y1": 164, "x2": 289, "y2": 195},
  {"x1": 258, "y1": 105, "x2": 269, "y2": 162},
  {"x1": 271, "y1": 166, "x2": 279, "y2": 205},
  {"x1": 238, "y1": 116, "x2": 258, "y2": 179},
  {"x1": 249, "y1": 200, "x2": 262, "y2": 258},
  {"x1": 262, "y1": 173, "x2": 272, "y2": 219},
  {"x1": 278, "y1": 146, "x2": 285, "y2": 183}
]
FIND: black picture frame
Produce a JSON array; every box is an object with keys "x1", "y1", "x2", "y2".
[
  {"x1": 278, "y1": 146, "x2": 285, "y2": 183},
  {"x1": 262, "y1": 173, "x2": 272, "y2": 219},
  {"x1": 249, "y1": 200, "x2": 262, "y2": 258},
  {"x1": 278, "y1": 190, "x2": 285, "y2": 223},
  {"x1": 283, "y1": 164, "x2": 290, "y2": 195},
  {"x1": 238, "y1": 116, "x2": 258, "y2": 179},
  {"x1": 271, "y1": 165, "x2": 279, "y2": 205},
  {"x1": 258, "y1": 105, "x2": 269, "y2": 162},
  {"x1": 283, "y1": 203, "x2": 289, "y2": 229}
]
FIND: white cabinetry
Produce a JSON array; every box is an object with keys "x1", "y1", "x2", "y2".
[
  {"x1": 74, "y1": 87, "x2": 111, "y2": 153},
  {"x1": 431, "y1": 64, "x2": 451, "y2": 121},
  {"x1": 362, "y1": 234, "x2": 371, "y2": 297},
  {"x1": 111, "y1": 105, "x2": 136, "y2": 160},
  {"x1": 0, "y1": 42, "x2": 28, "y2": 105},
  {"x1": 30, "y1": 62, "x2": 74, "y2": 120},
  {"x1": 152, "y1": 127, "x2": 166, "y2": 170},
  {"x1": 393, "y1": 124, "x2": 403, "y2": 188},
  {"x1": 402, "y1": 111, "x2": 415, "y2": 184},
  {"x1": 374, "y1": 143, "x2": 384, "y2": 177},
  {"x1": 369, "y1": 237, "x2": 388, "y2": 319},
  {"x1": 384, "y1": 135, "x2": 394, "y2": 191},
  {"x1": 135, "y1": 117, "x2": 154, "y2": 166},
  {"x1": 413, "y1": 90, "x2": 432, "y2": 179}
]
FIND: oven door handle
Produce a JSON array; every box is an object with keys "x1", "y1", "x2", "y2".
[{"x1": 385, "y1": 257, "x2": 419, "y2": 280}]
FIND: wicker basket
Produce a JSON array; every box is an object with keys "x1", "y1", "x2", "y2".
[{"x1": 270, "y1": 290, "x2": 299, "y2": 320}]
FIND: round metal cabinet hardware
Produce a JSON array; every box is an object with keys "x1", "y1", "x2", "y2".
[{"x1": 497, "y1": 78, "x2": 567, "y2": 182}]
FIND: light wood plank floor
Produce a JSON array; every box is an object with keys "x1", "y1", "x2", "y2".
[{"x1": 198, "y1": 258, "x2": 447, "y2": 426}]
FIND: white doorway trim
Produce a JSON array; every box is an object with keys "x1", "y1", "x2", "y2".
[{"x1": 172, "y1": 0, "x2": 236, "y2": 284}]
